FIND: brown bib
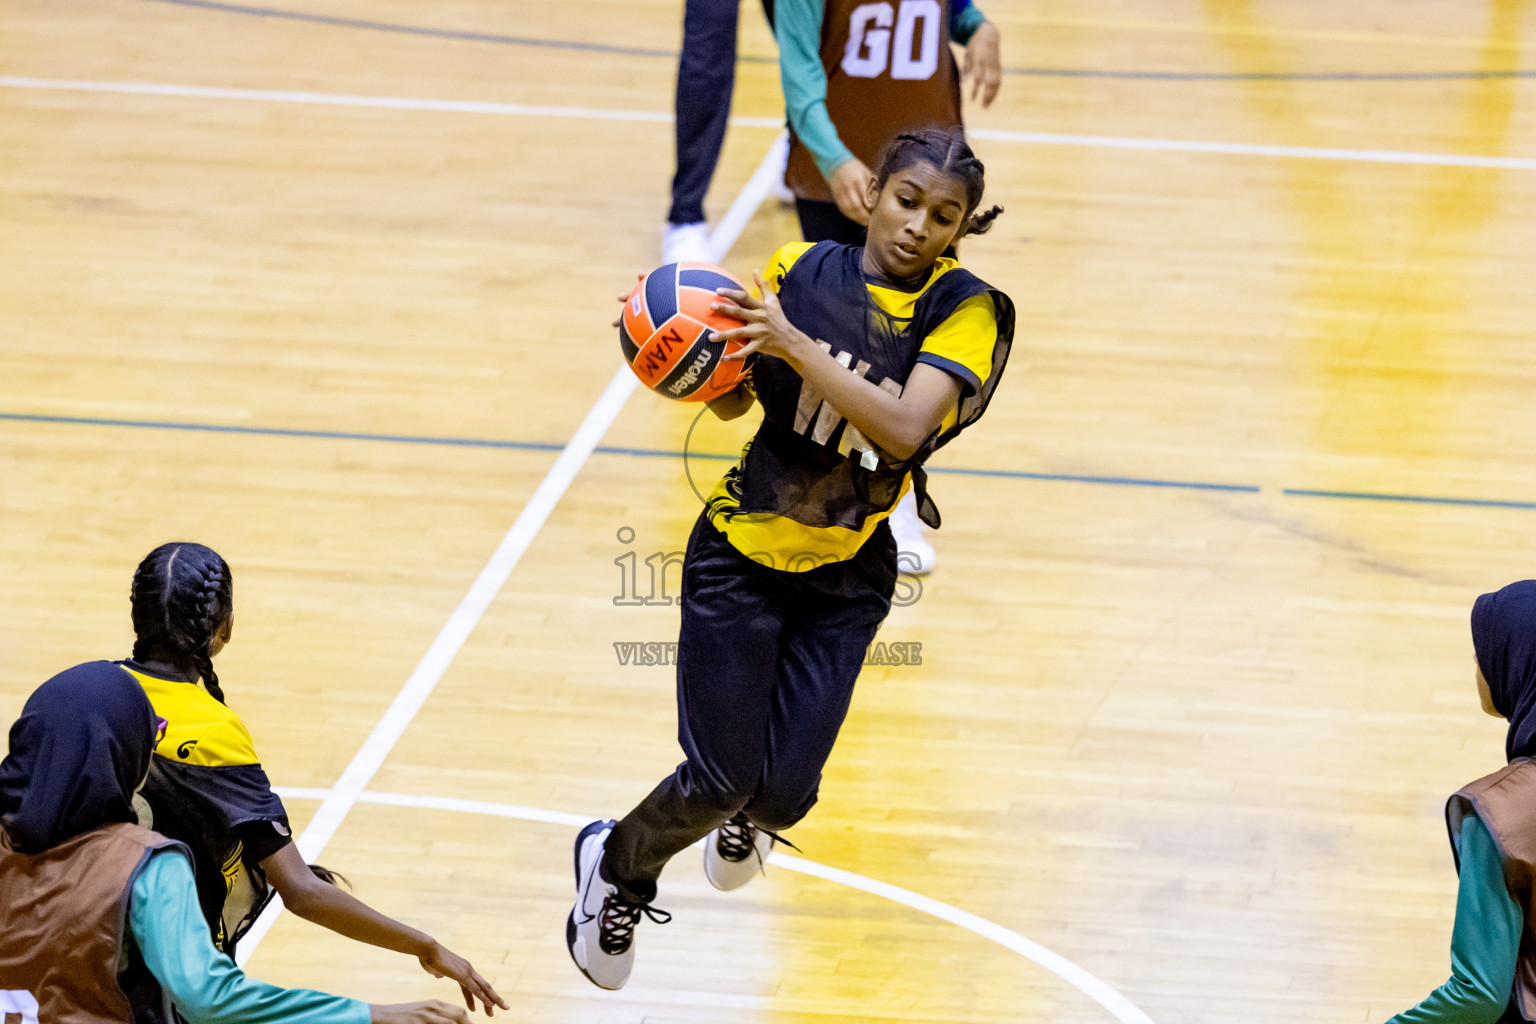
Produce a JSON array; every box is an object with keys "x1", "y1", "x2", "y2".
[
  {"x1": 1448, "y1": 759, "x2": 1536, "y2": 1022},
  {"x1": 0, "y1": 823, "x2": 176, "y2": 1024},
  {"x1": 787, "y1": 0, "x2": 963, "y2": 201}
]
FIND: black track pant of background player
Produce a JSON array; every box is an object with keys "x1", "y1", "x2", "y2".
[
  {"x1": 795, "y1": 198, "x2": 868, "y2": 247},
  {"x1": 604, "y1": 512, "x2": 895, "y2": 903},
  {"x1": 669, "y1": 0, "x2": 777, "y2": 226}
]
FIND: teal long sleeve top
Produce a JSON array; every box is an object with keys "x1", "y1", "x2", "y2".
[
  {"x1": 1387, "y1": 815, "x2": 1522, "y2": 1023},
  {"x1": 776, "y1": 0, "x2": 989, "y2": 182},
  {"x1": 128, "y1": 848, "x2": 370, "y2": 1024}
]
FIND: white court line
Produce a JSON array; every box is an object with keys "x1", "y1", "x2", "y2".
[
  {"x1": 235, "y1": 136, "x2": 785, "y2": 962},
  {"x1": 969, "y1": 126, "x2": 1536, "y2": 170},
  {"x1": 5, "y1": 75, "x2": 1536, "y2": 169},
  {"x1": 0, "y1": 76, "x2": 778, "y2": 128},
  {"x1": 271, "y1": 787, "x2": 1157, "y2": 1024}
]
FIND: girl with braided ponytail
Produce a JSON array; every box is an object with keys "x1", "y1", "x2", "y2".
[
  {"x1": 567, "y1": 125, "x2": 1012, "y2": 990},
  {"x1": 124, "y1": 542, "x2": 506, "y2": 1016}
]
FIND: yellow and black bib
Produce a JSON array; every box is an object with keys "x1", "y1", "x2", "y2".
[
  {"x1": 122, "y1": 662, "x2": 291, "y2": 954},
  {"x1": 707, "y1": 241, "x2": 1014, "y2": 568}
]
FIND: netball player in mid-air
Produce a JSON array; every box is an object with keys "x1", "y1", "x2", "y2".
[{"x1": 567, "y1": 126, "x2": 1015, "y2": 989}]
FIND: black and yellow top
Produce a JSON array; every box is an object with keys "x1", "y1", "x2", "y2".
[
  {"x1": 706, "y1": 240, "x2": 1014, "y2": 569},
  {"x1": 122, "y1": 661, "x2": 292, "y2": 954}
]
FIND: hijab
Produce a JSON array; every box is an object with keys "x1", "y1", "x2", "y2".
[
  {"x1": 0, "y1": 661, "x2": 156, "y2": 854},
  {"x1": 1472, "y1": 581, "x2": 1536, "y2": 762}
]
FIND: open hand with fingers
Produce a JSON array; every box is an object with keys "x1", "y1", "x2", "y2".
[
  {"x1": 962, "y1": 21, "x2": 1002, "y2": 109},
  {"x1": 710, "y1": 271, "x2": 815, "y2": 368},
  {"x1": 418, "y1": 941, "x2": 508, "y2": 1016},
  {"x1": 370, "y1": 1001, "x2": 472, "y2": 1024}
]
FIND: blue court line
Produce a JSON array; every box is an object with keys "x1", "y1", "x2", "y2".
[
  {"x1": 10, "y1": 411, "x2": 1534, "y2": 507},
  {"x1": 1005, "y1": 68, "x2": 1536, "y2": 81},
  {"x1": 136, "y1": 0, "x2": 681, "y2": 59},
  {"x1": 1283, "y1": 488, "x2": 1536, "y2": 510},
  {"x1": 0, "y1": 412, "x2": 565, "y2": 453},
  {"x1": 598, "y1": 446, "x2": 1260, "y2": 492},
  {"x1": 133, "y1": 0, "x2": 1534, "y2": 83},
  {"x1": 926, "y1": 466, "x2": 1258, "y2": 491},
  {"x1": 2, "y1": 411, "x2": 1254, "y2": 494}
]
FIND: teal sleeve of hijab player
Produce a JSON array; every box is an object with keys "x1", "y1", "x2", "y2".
[
  {"x1": 948, "y1": 1, "x2": 988, "y2": 45},
  {"x1": 1385, "y1": 815, "x2": 1522, "y2": 1024},
  {"x1": 128, "y1": 849, "x2": 371, "y2": 1024},
  {"x1": 776, "y1": 0, "x2": 857, "y2": 183}
]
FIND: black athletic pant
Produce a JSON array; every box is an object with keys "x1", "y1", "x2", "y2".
[
  {"x1": 669, "y1": 0, "x2": 778, "y2": 226},
  {"x1": 605, "y1": 513, "x2": 896, "y2": 903},
  {"x1": 796, "y1": 197, "x2": 868, "y2": 246},
  {"x1": 668, "y1": 0, "x2": 740, "y2": 226}
]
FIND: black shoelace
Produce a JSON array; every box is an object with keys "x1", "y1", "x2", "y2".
[
  {"x1": 599, "y1": 893, "x2": 671, "y2": 955},
  {"x1": 716, "y1": 814, "x2": 761, "y2": 864}
]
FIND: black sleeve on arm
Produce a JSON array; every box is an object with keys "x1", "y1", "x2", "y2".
[{"x1": 234, "y1": 817, "x2": 293, "y2": 864}]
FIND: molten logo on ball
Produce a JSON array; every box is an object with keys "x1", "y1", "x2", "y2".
[{"x1": 619, "y1": 261, "x2": 753, "y2": 403}]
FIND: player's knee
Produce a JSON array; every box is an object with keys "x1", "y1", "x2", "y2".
[
  {"x1": 682, "y1": 763, "x2": 756, "y2": 819},
  {"x1": 743, "y1": 780, "x2": 818, "y2": 834}
]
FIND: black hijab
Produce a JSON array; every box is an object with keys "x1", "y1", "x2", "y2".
[
  {"x1": 1472, "y1": 581, "x2": 1536, "y2": 763},
  {"x1": 0, "y1": 661, "x2": 156, "y2": 854}
]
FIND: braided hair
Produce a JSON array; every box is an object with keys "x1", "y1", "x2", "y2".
[
  {"x1": 129, "y1": 545, "x2": 347, "y2": 889},
  {"x1": 130, "y1": 542, "x2": 234, "y2": 704},
  {"x1": 873, "y1": 126, "x2": 1003, "y2": 238}
]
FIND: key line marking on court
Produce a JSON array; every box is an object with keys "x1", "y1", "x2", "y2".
[
  {"x1": 4, "y1": 76, "x2": 1536, "y2": 170},
  {"x1": 271, "y1": 787, "x2": 1158, "y2": 1024},
  {"x1": 128, "y1": 0, "x2": 1536, "y2": 82},
  {"x1": 235, "y1": 134, "x2": 784, "y2": 957}
]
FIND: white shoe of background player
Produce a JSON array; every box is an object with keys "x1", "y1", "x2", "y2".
[
  {"x1": 769, "y1": 143, "x2": 795, "y2": 206},
  {"x1": 704, "y1": 812, "x2": 774, "y2": 891},
  {"x1": 890, "y1": 490, "x2": 936, "y2": 575},
  {"x1": 662, "y1": 221, "x2": 712, "y2": 264}
]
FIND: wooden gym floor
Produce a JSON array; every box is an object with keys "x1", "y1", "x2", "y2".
[{"x1": 3, "y1": 1, "x2": 1536, "y2": 1021}]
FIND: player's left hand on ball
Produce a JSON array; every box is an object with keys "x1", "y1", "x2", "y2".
[
  {"x1": 711, "y1": 271, "x2": 806, "y2": 362},
  {"x1": 418, "y1": 941, "x2": 509, "y2": 1016},
  {"x1": 963, "y1": 21, "x2": 1002, "y2": 108}
]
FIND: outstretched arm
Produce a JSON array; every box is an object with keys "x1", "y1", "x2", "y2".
[
  {"x1": 777, "y1": 0, "x2": 874, "y2": 222},
  {"x1": 1383, "y1": 816, "x2": 1520, "y2": 1023},
  {"x1": 131, "y1": 849, "x2": 470, "y2": 1024},
  {"x1": 711, "y1": 273, "x2": 960, "y2": 460},
  {"x1": 261, "y1": 844, "x2": 507, "y2": 1016}
]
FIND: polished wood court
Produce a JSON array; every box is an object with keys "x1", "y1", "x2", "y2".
[{"x1": 4, "y1": 1, "x2": 1536, "y2": 1021}]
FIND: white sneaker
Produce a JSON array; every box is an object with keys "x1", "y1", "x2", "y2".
[
  {"x1": 703, "y1": 813, "x2": 773, "y2": 891},
  {"x1": 662, "y1": 221, "x2": 713, "y2": 264},
  {"x1": 769, "y1": 143, "x2": 795, "y2": 206},
  {"x1": 890, "y1": 490, "x2": 935, "y2": 575},
  {"x1": 566, "y1": 820, "x2": 670, "y2": 990}
]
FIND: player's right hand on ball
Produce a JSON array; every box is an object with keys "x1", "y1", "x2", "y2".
[
  {"x1": 370, "y1": 1001, "x2": 471, "y2": 1024},
  {"x1": 830, "y1": 159, "x2": 875, "y2": 226}
]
